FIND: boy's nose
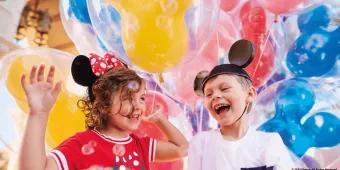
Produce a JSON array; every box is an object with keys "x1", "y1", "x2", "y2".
[{"x1": 212, "y1": 93, "x2": 222, "y2": 99}]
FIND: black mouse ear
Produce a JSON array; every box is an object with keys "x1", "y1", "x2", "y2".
[
  {"x1": 194, "y1": 70, "x2": 210, "y2": 96},
  {"x1": 71, "y1": 55, "x2": 98, "y2": 87},
  {"x1": 228, "y1": 39, "x2": 255, "y2": 68}
]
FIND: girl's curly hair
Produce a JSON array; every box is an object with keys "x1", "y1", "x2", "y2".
[{"x1": 77, "y1": 68, "x2": 144, "y2": 130}]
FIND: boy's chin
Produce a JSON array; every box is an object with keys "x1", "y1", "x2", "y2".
[{"x1": 218, "y1": 118, "x2": 237, "y2": 127}]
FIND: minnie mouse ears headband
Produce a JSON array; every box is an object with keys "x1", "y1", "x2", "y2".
[
  {"x1": 194, "y1": 39, "x2": 255, "y2": 96},
  {"x1": 71, "y1": 53, "x2": 127, "y2": 87}
]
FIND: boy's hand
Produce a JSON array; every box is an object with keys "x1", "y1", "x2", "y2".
[{"x1": 20, "y1": 64, "x2": 62, "y2": 116}]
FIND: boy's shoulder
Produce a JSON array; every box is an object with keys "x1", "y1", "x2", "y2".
[
  {"x1": 191, "y1": 130, "x2": 219, "y2": 143},
  {"x1": 253, "y1": 130, "x2": 281, "y2": 140}
]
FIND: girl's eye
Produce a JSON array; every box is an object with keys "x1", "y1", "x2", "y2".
[
  {"x1": 205, "y1": 93, "x2": 212, "y2": 97},
  {"x1": 121, "y1": 95, "x2": 129, "y2": 101}
]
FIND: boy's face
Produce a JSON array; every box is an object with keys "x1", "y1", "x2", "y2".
[
  {"x1": 108, "y1": 82, "x2": 146, "y2": 132},
  {"x1": 203, "y1": 74, "x2": 255, "y2": 127}
]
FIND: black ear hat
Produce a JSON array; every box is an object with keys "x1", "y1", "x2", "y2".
[
  {"x1": 194, "y1": 39, "x2": 255, "y2": 96},
  {"x1": 71, "y1": 55, "x2": 98, "y2": 87}
]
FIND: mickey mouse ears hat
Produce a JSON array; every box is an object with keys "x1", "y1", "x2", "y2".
[
  {"x1": 194, "y1": 39, "x2": 255, "y2": 96},
  {"x1": 71, "y1": 53, "x2": 127, "y2": 87}
]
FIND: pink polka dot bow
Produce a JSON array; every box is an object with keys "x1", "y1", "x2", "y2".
[{"x1": 89, "y1": 53, "x2": 126, "y2": 76}]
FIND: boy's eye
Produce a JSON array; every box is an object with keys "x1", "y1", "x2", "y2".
[{"x1": 221, "y1": 87, "x2": 230, "y2": 91}]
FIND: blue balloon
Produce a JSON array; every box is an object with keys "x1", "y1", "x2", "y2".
[
  {"x1": 298, "y1": 5, "x2": 330, "y2": 33},
  {"x1": 258, "y1": 117, "x2": 287, "y2": 133},
  {"x1": 279, "y1": 122, "x2": 313, "y2": 157},
  {"x1": 330, "y1": 27, "x2": 340, "y2": 59},
  {"x1": 69, "y1": 0, "x2": 91, "y2": 24},
  {"x1": 87, "y1": 0, "x2": 130, "y2": 64},
  {"x1": 98, "y1": 6, "x2": 121, "y2": 43},
  {"x1": 302, "y1": 112, "x2": 340, "y2": 147},
  {"x1": 286, "y1": 29, "x2": 337, "y2": 77},
  {"x1": 275, "y1": 78, "x2": 315, "y2": 122}
]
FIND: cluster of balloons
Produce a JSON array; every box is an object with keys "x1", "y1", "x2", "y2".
[
  {"x1": 254, "y1": 3, "x2": 339, "y2": 167},
  {"x1": 259, "y1": 78, "x2": 339, "y2": 157},
  {"x1": 287, "y1": 5, "x2": 338, "y2": 77},
  {"x1": 0, "y1": 0, "x2": 339, "y2": 169}
]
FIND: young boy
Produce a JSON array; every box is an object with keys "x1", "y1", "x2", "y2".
[
  {"x1": 188, "y1": 63, "x2": 297, "y2": 170},
  {"x1": 188, "y1": 42, "x2": 298, "y2": 170}
]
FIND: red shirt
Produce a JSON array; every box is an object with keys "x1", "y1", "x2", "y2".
[{"x1": 50, "y1": 130, "x2": 156, "y2": 170}]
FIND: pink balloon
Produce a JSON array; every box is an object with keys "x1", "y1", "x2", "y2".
[
  {"x1": 257, "y1": 0, "x2": 320, "y2": 15},
  {"x1": 144, "y1": 90, "x2": 181, "y2": 117},
  {"x1": 161, "y1": 10, "x2": 238, "y2": 107},
  {"x1": 220, "y1": 0, "x2": 239, "y2": 12}
]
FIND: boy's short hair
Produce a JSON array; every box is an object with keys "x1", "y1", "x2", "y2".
[
  {"x1": 198, "y1": 64, "x2": 253, "y2": 95},
  {"x1": 195, "y1": 64, "x2": 255, "y2": 113}
]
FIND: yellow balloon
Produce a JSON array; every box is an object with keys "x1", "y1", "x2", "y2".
[
  {"x1": 106, "y1": 0, "x2": 192, "y2": 73},
  {"x1": 46, "y1": 89, "x2": 85, "y2": 147},
  {"x1": 6, "y1": 55, "x2": 63, "y2": 107},
  {"x1": 4, "y1": 52, "x2": 85, "y2": 148}
]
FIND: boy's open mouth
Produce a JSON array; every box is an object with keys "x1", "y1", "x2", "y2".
[{"x1": 213, "y1": 103, "x2": 231, "y2": 115}]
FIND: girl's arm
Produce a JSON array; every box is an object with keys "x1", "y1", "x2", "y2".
[
  {"x1": 145, "y1": 109, "x2": 188, "y2": 161},
  {"x1": 18, "y1": 65, "x2": 61, "y2": 170}
]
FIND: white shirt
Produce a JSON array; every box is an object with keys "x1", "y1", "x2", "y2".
[{"x1": 188, "y1": 128, "x2": 297, "y2": 170}]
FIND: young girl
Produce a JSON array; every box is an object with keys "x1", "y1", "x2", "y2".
[{"x1": 18, "y1": 54, "x2": 188, "y2": 170}]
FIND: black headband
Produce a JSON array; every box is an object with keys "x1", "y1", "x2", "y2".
[{"x1": 194, "y1": 39, "x2": 255, "y2": 96}]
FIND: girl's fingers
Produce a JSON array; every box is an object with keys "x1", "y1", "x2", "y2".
[
  {"x1": 20, "y1": 74, "x2": 27, "y2": 92},
  {"x1": 52, "y1": 81, "x2": 62, "y2": 97},
  {"x1": 29, "y1": 65, "x2": 37, "y2": 84},
  {"x1": 46, "y1": 66, "x2": 55, "y2": 84},
  {"x1": 37, "y1": 64, "x2": 45, "y2": 82}
]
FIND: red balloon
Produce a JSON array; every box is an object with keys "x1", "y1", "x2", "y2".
[
  {"x1": 245, "y1": 38, "x2": 275, "y2": 87},
  {"x1": 240, "y1": 1, "x2": 267, "y2": 38},
  {"x1": 257, "y1": 0, "x2": 317, "y2": 15},
  {"x1": 220, "y1": 0, "x2": 239, "y2": 12},
  {"x1": 239, "y1": 0, "x2": 275, "y2": 87}
]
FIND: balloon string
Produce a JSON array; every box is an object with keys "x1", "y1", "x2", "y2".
[
  {"x1": 199, "y1": 103, "x2": 204, "y2": 132},
  {"x1": 157, "y1": 73, "x2": 164, "y2": 83},
  {"x1": 326, "y1": 156, "x2": 340, "y2": 168},
  {"x1": 0, "y1": 135, "x2": 14, "y2": 152},
  {"x1": 250, "y1": 17, "x2": 276, "y2": 78},
  {"x1": 274, "y1": 15, "x2": 278, "y2": 23},
  {"x1": 150, "y1": 79, "x2": 158, "y2": 113}
]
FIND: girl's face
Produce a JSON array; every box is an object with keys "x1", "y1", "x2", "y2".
[
  {"x1": 203, "y1": 74, "x2": 255, "y2": 127},
  {"x1": 107, "y1": 82, "x2": 146, "y2": 132}
]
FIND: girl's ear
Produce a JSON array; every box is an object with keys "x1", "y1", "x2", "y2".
[
  {"x1": 246, "y1": 86, "x2": 257, "y2": 103},
  {"x1": 71, "y1": 55, "x2": 98, "y2": 87}
]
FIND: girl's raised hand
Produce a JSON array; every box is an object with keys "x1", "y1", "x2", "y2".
[{"x1": 20, "y1": 64, "x2": 62, "y2": 116}]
